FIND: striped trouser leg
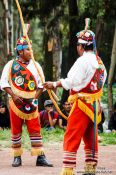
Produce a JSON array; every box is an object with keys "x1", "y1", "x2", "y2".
[
  {"x1": 9, "y1": 106, "x2": 23, "y2": 157},
  {"x1": 60, "y1": 151, "x2": 76, "y2": 175},
  {"x1": 84, "y1": 149, "x2": 97, "y2": 174},
  {"x1": 25, "y1": 117, "x2": 44, "y2": 156},
  {"x1": 63, "y1": 151, "x2": 77, "y2": 168},
  {"x1": 85, "y1": 149, "x2": 98, "y2": 164},
  {"x1": 60, "y1": 105, "x2": 91, "y2": 175},
  {"x1": 83, "y1": 121, "x2": 98, "y2": 174},
  {"x1": 30, "y1": 133, "x2": 44, "y2": 156},
  {"x1": 11, "y1": 133, "x2": 23, "y2": 157}
]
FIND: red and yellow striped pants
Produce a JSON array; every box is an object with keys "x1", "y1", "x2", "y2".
[
  {"x1": 9, "y1": 107, "x2": 44, "y2": 157},
  {"x1": 63, "y1": 101, "x2": 98, "y2": 168}
]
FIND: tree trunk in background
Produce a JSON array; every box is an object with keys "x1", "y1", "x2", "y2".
[
  {"x1": 0, "y1": 0, "x2": 9, "y2": 76},
  {"x1": 44, "y1": 31, "x2": 53, "y2": 81},
  {"x1": 38, "y1": 29, "x2": 53, "y2": 111},
  {"x1": 0, "y1": 1, "x2": 5, "y2": 77},
  {"x1": 61, "y1": 0, "x2": 78, "y2": 104},
  {"x1": 43, "y1": 7, "x2": 62, "y2": 82},
  {"x1": 95, "y1": 18, "x2": 104, "y2": 52},
  {"x1": 67, "y1": 0, "x2": 78, "y2": 70},
  {"x1": 3, "y1": 0, "x2": 10, "y2": 57},
  {"x1": 52, "y1": 16, "x2": 62, "y2": 81},
  {"x1": 108, "y1": 24, "x2": 116, "y2": 119},
  {"x1": 0, "y1": 0, "x2": 10, "y2": 102},
  {"x1": 9, "y1": 0, "x2": 14, "y2": 56}
]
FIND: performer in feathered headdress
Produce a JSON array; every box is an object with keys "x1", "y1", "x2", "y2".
[
  {"x1": 0, "y1": 35, "x2": 53, "y2": 167},
  {"x1": 43, "y1": 19, "x2": 107, "y2": 175}
]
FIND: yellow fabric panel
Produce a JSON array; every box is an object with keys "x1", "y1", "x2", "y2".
[{"x1": 78, "y1": 99, "x2": 101, "y2": 124}]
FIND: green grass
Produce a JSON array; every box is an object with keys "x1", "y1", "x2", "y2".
[
  {"x1": 41, "y1": 127, "x2": 64, "y2": 143},
  {"x1": 21, "y1": 126, "x2": 64, "y2": 150},
  {"x1": 0, "y1": 127, "x2": 116, "y2": 150},
  {"x1": 0, "y1": 129, "x2": 11, "y2": 148},
  {"x1": 0, "y1": 126, "x2": 64, "y2": 150},
  {"x1": 99, "y1": 132, "x2": 116, "y2": 146}
]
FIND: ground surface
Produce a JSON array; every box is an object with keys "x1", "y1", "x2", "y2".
[{"x1": 0, "y1": 142, "x2": 115, "y2": 175}]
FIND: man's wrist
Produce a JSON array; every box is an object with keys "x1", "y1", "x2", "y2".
[
  {"x1": 53, "y1": 82, "x2": 57, "y2": 88},
  {"x1": 11, "y1": 92, "x2": 16, "y2": 98}
]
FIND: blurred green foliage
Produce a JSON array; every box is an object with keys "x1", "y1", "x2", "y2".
[{"x1": 101, "y1": 85, "x2": 116, "y2": 104}]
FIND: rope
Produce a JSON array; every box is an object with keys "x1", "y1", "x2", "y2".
[{"x1": 15, "y1": 0, "x2": 67, "y2": 120}]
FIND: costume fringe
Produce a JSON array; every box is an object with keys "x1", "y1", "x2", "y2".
[
  {"x1": 68, "y1": 89, "x2": 102, "y2": 124},
  {"x1": 60, "y1": 168, "x2": 74, "y2": 175},
  {"x1": 31, "y1": 148, "x2": 44, "y2": 156},
  {"x1": 78, "y1": 99, "x2": 101, "y2": 124},
  {"x1": 11, "y1": 148, "x2": 23, "y2": 157},
  {"x1": 9, "y1": 98, "x2": 38, "y2": 120},
  {"x1": 84, "y1": 163, "x2": 96, "y2": 174}
]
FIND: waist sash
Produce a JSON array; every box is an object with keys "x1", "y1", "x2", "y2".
[{"x1": 68, "y1": 90, "x2": 102, "y2": 124}]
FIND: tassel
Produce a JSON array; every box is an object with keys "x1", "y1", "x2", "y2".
[
  {"x1": 11, "y1": 148, "x2": 23, "y2": 157},
  {"x1": 60, "y1": 168, "x2": 74, "y2": 175},
  {"x1": 31, "y1": 148, "x2": 44, "y2": 156}
]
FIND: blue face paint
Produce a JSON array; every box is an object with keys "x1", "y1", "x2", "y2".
[{"x1": 16, "y1": 45, "x2": 28, "y2": 51}]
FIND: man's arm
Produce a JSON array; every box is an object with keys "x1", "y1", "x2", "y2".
[
  {"x1": 59, "y1": 118, "x2": 64, "y2": 129},
  {"x1": 34, "y1": 88, "x2": 43, "y2": 99},
  {"x1": 48, "y1": 112, "x2": 56, "y2": 127},
  {"x1": 4, "y1": 87, "x2": 23, "y2": 105}
]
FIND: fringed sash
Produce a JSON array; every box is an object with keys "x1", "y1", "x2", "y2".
[{"x1": 68, "y1": 90, "x2": 102, "y2": 124}]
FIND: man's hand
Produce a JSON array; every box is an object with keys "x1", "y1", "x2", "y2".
[
  {"x1": 43, "y1": 80, "x2": 62, "y2": 89},
  {"x1": 43, "y1": 82, "x2": 54, "y2": 89},
  {"x1": 4, "y1": 87, "x2": 23, "y2": 105},
  {"x1": 12, "y1": 94, "x2": 23, "y2": 105},
  {"x1": 48, "y1": 108, "x2": 53, "y2": 114}
]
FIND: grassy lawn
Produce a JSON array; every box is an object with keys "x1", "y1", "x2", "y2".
[
  {"x1": 99, "y1": 132, "x2": 116, "y2": 146},
  {"x1": 0, "y1": 127, "x2": 64, "y2": 150},
  {"x1": 0, "y1": 127, "x2": 116, "y2": 150}
]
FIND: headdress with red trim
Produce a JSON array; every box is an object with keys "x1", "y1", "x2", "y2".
[
  {"x1": 76, "y1": 30, "x2": 97, "y2": 53},
  {"x1": 16, "y1": 36, "x2": 32, "y2": 51},
  {"x1": 76, "y1": 18, "x2": 97, "y2": 53}
]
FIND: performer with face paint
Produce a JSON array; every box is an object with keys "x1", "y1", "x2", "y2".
[{"x1": 0, "y1": 36, "x2": 53, "y2": 167}]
